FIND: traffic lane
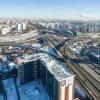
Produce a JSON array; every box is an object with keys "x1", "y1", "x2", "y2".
[
  {"x1": 66, "y1": 52, "x2": 100, "y2": 89},
  {"x1": 68, "y1": 51, "x2": 100, "y2": 83},
  {"x1": 66, "y1": 60, "x2": 100, "y2": 99}
]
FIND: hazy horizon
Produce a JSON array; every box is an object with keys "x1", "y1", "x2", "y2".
[{"x1": 0, "y1": 0, "x2": 100, "y2": 20}]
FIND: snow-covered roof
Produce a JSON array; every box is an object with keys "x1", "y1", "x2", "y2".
[
  {"x1": 8, "y1": 62, "x2": 16, "y2": 70},
  {"x1": 18, "y1": 81, "x2": 50, "y2": 100},
  {"x1": 40, "y1": 46, "x2": 49, "y2": 51},
  {"x1": 17, "y1": 53, "x2": 74, "y2": 81},
  {"x1": 40, "y1": 54, "x2": 74, "y2": 81},
  {"x1": 32, "y1": 43, "x2": 42, "y2": 48},
  {"x1": 9, "y1": 46, "x2": 21, "y2": 50}
]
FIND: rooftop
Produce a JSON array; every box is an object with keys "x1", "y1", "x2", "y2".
[
  {"x1": 40, "y1": 54, "x2": 74, "y2": 81},
  {"x1": 18, "y1": 53, "x2": 74, "y2": 81}
]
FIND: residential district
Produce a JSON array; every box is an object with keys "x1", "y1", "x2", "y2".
[{"x1": 0, "y1": 19, "x2": 100, "y2": 100}]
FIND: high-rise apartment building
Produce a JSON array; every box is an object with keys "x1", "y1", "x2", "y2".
[
  {"x1": 38, "y1": 22, "x2": 71, "y2": 30},
  {"x1": 0, "y1": 26, "x2": 11, "y2": 35},
  {"x1": 18, "y1": 53, "x2": 75, "y2": 100},
  {"x1": 94, "y1": 26, "x2": 98, "y2": 33},
  {"x1": 88, "y1": 26, "x2": 94, "y2": 33},
  {"x1": 15, "y1": 23, "x2": 22, "y2": 31},
  {"x1": 80, "y1": 25, "x2": 87, "y2": 33},
  {"x1": 15, "y1": 22, "x2": 26, "y2": 32},
  {"x1": 40, "y1": 56, "x2": 75, "y2": 100},
  {"x1": 22, "y1": 23, "x2": 26, "y2": 30},
  {"x1": 18, "y1": 58, "x2": 40, "y2": 85}
]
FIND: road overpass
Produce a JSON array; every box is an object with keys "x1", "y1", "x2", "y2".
[{"x1": 0, "y1": 34, "x2": 48, "y2": 45}]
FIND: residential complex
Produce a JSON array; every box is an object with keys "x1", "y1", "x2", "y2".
[
  {"x1": 37, "y1": 21, "x2": 100, "y2": 34},
  {"x1": 0, "y1": 25, "x2": 11, "y2": 35},
  {"x1": 0, "y1": 41, "x2": 75, "y2": 100},
  {"x1": 17, "y1": 53, "x2": 75, "y2": 100},
  {"x1": 38, "y1": 22, "x2": 71, "y2": 30},
  {"x1": 15, "y1": 23, "x2": 26, "y2": 32},
  {"x1": 0, "y1": 19, "x2": 99, "y2": 100}
]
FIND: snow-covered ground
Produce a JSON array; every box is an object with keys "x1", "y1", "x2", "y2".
[
  {"x1": 0, "y1": 30, "x2": 39, "y2": 42},
  {"x1": 0, "y1": 93, "x2": 5, "y2": 100},
  {"x1": 18, "y1": 81, "x2": 50, "y2": 100},
  {"x1": 70, "y1": 41, "x2": 85, "y2": 55},
  {"x1": 1, "y1": 63, "x2": 10, "y2": 72},
  {"x1": 2, "y1": 78, "x2": 18, "y2": 100},
  {"x1": 0, "y1": 61, "x2": 17, "y2": 73},
  {"x1": 91, "y1": 52, "x2": 99, "y2": 60},
  {"x1": 40, "y1": 46, "x2": 57, "y2": 56},
  {"x1": 40, "y1": 46, "x2": 49, "y2": 52},
  {"x1": 70, "y1": 46, "x2": 82, "y2": 55},
  {"x1": 32, "y1": 43, "x2": 45, "y2": 48},
  {"x1": 8, "y1": 62, "x2": 16, "y2": 70},
  {"x1": 48, "y1": 46, "x2": 57, "y2": 56}
]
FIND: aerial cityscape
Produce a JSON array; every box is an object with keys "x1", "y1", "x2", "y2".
[{"x1": 0, "y1": 0, "x2": 100, "y2": 100}]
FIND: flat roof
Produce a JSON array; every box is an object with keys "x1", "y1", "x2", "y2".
[
  {"x1": 18, "y1": 53, "x2": 74, "y2": 81},
  {"x1": 40, "y1": 54, "x2": 74, "y2": 81}
]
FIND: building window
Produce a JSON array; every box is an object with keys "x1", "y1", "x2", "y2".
[{"x1": 61, "y1": 80, "x2": 66, "y2": 86}]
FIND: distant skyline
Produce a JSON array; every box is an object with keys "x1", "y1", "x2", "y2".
[{"x1": 0, "y1": 0, "x2": 100, "y2": 20}]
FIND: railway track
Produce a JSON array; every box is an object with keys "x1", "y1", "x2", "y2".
[
  {"x1": 44, "y1": 35, "x2": 100, "y2": 100},
  {"x1": 65, "y1": 49, "x2": 100, "y2": 89}
]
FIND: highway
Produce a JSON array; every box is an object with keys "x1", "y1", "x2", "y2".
[
  {"x1": 1, "y1": 23, "x2": 99, "y2": 100},
  {"x1": 65, "y1": 49, "x2": 100, "y2": 96},
  {"x1": 43, "y1": 35, "x2": 100, "y2": 100},
  {"x1": 68, "y1": 40, "x2": 100, "y2": 75},
  {"x1": 33, "y1": 25, "x2": 100, "y2": 99}
]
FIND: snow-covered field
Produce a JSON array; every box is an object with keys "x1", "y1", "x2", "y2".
[
  {"x1": 18, "y1": 81, "x2": 50, "y2": 100},
  {"x1": 2, "y1": 78, "x2": 18, "y2": 100},
  {"x1": 0, "y1": 93, "x2": 5, "y2": 100},
  {"x1": 32, "y1": 43, "x2": 45, "y2": 48},
  {"x1": 40, "y1": 46, "x2": 57, "y2": 56}
]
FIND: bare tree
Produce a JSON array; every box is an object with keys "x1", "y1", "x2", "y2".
[
  {"x1": 24, "y1": 48, "x2": 33, "y2": 55},
  {"x1": 2, "y1": 46, "x2": 10, "y2": 53},
  {"x1": 14, "y1": 57, "x2": 18, "y2": 64}
]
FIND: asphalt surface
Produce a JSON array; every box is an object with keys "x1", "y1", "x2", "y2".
[{"x1": 44, "y1": 35, "x2": 100, "y2": 100}]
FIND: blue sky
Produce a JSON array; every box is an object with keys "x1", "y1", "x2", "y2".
[{"x1": 0, "y1": 0, "x2": 100, "y2": 19}]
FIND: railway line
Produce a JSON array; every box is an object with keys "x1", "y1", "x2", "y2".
[
  {"x1": 44, "y1": 35, "x2": 100, "y2": 100},
  {"x1": 69, "y1": 48, "x2": 100, "y2": 75}
]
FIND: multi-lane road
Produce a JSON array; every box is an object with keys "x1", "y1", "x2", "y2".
[
  {"x1": 43, "y1": 35, "x2": 100, "y2": 100},
  {"x1": 29, "y1": 25, "x2": 100, "y2": 99},
  {"x1": 0, "y1": 25, "x2": 100, "y2": 100}
]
